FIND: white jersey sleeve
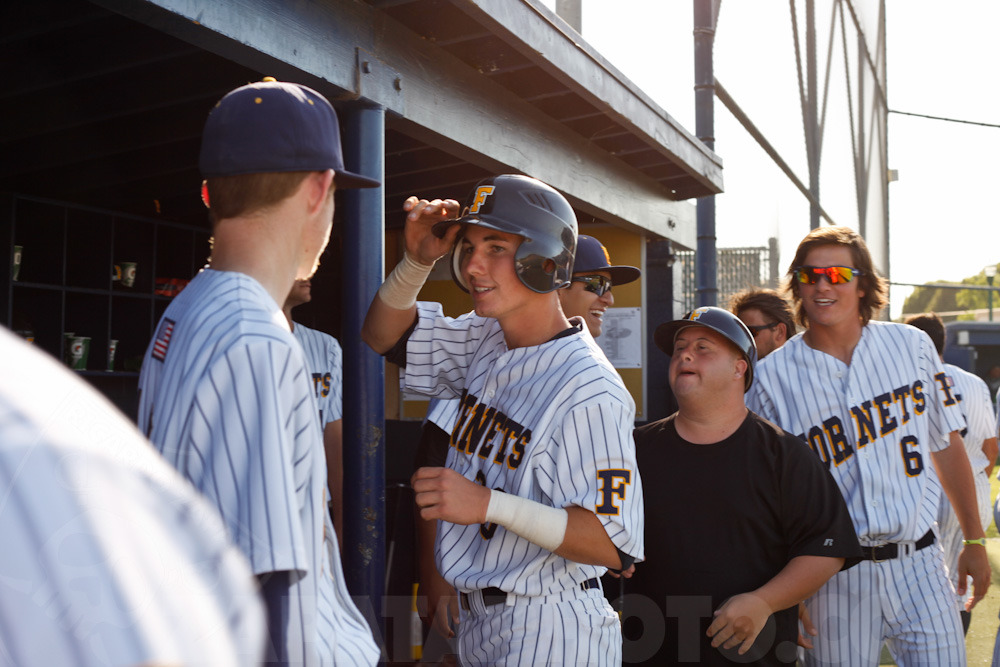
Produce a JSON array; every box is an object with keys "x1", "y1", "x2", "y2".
[
  {"x1": 937, "y1": 362, "x2": 995, "y2": 578},
  {"x1": 0, "y1": 327, "x2": 265, "y2": 667},
  {"x1": 945, "y1": 363, "x2": 996, "y2": 473},
  {"x1": 539, "y1": 400, "x2": 645, "y2": 559},
  {"x1": 402, "y1": 301, "x2": 501, "y2": 400}
]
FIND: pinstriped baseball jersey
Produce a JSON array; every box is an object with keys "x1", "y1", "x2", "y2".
[
  {"x1": 137, "y1": 268, "x2": 378, "y2": 667},
  {"x1": 747, "y1": 321, "x2": 966, "y2": 545},
  {"x1": 750, "y1": 321, "x2": 968, "y2": 665},
  {"x1": 423, "y1": 312, "x2": 477, "y2": 435},
  {"x1": 0, "y1": 326, "x2": 265, "y2": 667},
  {"x1": 293, "y1": 323, "x2": 343, "y2": 426},
  {"x1": 937, "y1": 362, "x2": 995, "y2": 607},
  {"x1": 940, "y1": 362, "x2": 994, "y2": 528},
  {"x1": 404, "y1": 301, "x2": 644, "y2": 596}
]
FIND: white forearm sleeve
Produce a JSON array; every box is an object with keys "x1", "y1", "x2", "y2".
[
  {"x1": 485, "y1": 490, "x2": 568, "y2": 552},
  {"x1": 377, "y1": 252, "x2": 434, "y2": 310}
]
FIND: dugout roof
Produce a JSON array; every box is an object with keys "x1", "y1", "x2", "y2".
[{"x1": 1, "y1": 0, "x2": 722, "y2": 247}]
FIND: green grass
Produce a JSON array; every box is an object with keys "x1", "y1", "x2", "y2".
[{"x1": 880, "y1": 471, "x2": 1000, "y2": 665}]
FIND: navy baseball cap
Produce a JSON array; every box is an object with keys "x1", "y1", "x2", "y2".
[
  {"x1": 199, "y1": 78, "x2": 380, "y2": 189},
  {"x1": 574, "y1": 235, "x2": 640, "y2": 285}
]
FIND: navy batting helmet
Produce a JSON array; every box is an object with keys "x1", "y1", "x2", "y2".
[
  {"x1": 654, "y1": 306, "x2": 758, "y2": 391},
  {"x1": 433, "y1": 174, "x2": 578, "y2": 294}
]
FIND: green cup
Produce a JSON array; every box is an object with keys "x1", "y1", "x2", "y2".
[{"x1": 69, "y1": 336, "x2": 91, "y2": 370}]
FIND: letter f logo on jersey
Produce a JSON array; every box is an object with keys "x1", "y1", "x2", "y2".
[
  {"x1": 596, "y1": 469, "x2": 631, "y2": 515},
  {"x1": 469, "y1": 185, "x2": 496, "y2": 214}
]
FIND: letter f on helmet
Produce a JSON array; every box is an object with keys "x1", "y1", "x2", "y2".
[{"x1": 469, "y1": 186, "x2": 496, "y2": 214}]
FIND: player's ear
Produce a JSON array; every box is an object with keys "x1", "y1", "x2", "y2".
[
  {"x1": 304, "y1": 169, "x2": 335, "y2": 214},
  {"x1": 734, "y1": 357, "x2": 748, "y2": 383}
]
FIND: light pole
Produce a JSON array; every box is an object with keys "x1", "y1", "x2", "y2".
[{"x1": 986, "y1": 264, "x2": 997, "y2": 322}]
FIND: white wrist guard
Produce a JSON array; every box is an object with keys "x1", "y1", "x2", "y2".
[
  {"x1": 377, "y1": 252, "x2": 434, "y2": 310},
  {"x1": 485, "y1": 491, "x2": 568, "y2": 552}
]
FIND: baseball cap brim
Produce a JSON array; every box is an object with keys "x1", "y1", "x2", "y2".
[
  {"x1": 432, "y1": 218, "x2": 462, "y2": 239},
  {"x1": 654, "y1": 319, "x2": 747, "y2": 359},
  {"x1": 431, "y1": 212, "x2": 529, "y2": 240},
  {"x1": 654, "y1": 320, "x2": 702, "y2": 355},
  {"x1": 603, "y1": 265, "x2": 641, "y2": 286},
  {"x1": 335, "y1": 169, "x2": 380, "y2": 189}
]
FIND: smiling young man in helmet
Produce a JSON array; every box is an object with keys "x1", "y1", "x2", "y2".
[
  {"x1": 362, "y1": 175, "x2": 643, "y2": 666},
  {"x1": 626, "y1": 307, "x2": 860, "y2": 666},
  {"x1": 411, "y1": 233, "x2": 640, "y2": 655}
]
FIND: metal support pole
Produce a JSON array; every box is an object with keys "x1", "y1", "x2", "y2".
[
  {"x1": 646, "y1": 238, "x2": 679, "y2": 420},
  {"x1": 340, "y1": 104, "x2": 386, "y2": 627},
  {"x1": 694, "y1": 0, "x2": 717, "y2": 307},
  {"x1": 806, "y1": 0, "x2": 820, "y2": 230},
  {"x1": 989, "y1": 276, "x2": 995, "y2": 322}
]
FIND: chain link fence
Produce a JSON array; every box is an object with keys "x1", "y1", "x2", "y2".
[{"x1": 677, "y1": 240, "x2": 778, "y2": 312}]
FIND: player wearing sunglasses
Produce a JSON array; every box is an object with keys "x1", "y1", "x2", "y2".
[
  {"x1": 728, "y1": 288, "x2": 796, "y2": 359},
  {"x1": 747, "y1": 226, "x2": 988, "y2": 666},
  {"x1": 557, "y1": 235, "x2": 641, "y2": 338}
]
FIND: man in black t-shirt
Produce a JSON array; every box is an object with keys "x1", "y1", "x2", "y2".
[{"x1": 624, "y1": 307, "x2": 860, "y2": 666}]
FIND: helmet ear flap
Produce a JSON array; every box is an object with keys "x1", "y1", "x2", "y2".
[
  {"x1": 452, "y1": 174, "x2": 578, "y2": 294},
  {"x1": 449, "y1": 238, "x2": 470, "y2": 293}
]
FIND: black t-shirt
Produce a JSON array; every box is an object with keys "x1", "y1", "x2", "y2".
[{"x1": 624, "y1": 411, "x2": 861, "y2": 666}]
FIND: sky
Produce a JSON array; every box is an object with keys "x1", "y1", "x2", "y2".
[{"x1": 538, "y1": 0, "x2": 1000, "y2": 319}]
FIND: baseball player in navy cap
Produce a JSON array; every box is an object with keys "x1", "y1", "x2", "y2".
[
  {"x1": 560, "y1": 234, "x2": 640, "y2": 338},
  {"x1": 363, "y1": 176, "x2": 643, "y2": 666},
  {"x1": 138, "y1": 78, "x2": 379, "y2": 666}
]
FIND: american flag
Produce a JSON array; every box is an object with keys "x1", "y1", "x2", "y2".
[{"x1": 152, "y1": 318, "x2": 175, "y2": 362}]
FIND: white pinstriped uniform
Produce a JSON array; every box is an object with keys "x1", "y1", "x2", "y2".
[
  {"x1": 937, "y1": 362, "x2": 995, "y2": 609},
  {"x1": 293, "y1": 324, "x2": 343, "y2": 427},
  {"x1": 405, "y1": 302, "x2": 643, "y2": 666},
  {"x1": 747, "y1": 321, "x2": 967, "y2": 666},
  {"x1": 137, "y1": 268, "x2": 378, "y2": 667},
  {"x1": 0, "y1": 326, "x2": 265, "y2": 667}
]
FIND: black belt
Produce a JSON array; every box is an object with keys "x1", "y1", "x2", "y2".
[
  {"x1": 459, "y1": 578, "x2": 600, "y2": 611},
  {"x1": 860, "y1": 529, "x2": 935, "y2": 562}
]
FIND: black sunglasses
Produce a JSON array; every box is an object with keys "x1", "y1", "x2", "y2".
[
  {"x1": 746, "y1": 322, "x2": 779, "y2": 336},
  {"x1": 572, "y1": 275, "x2": 612, "y2": 297}
]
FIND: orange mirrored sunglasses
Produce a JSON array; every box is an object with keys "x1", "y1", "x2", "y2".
[{"x1": 794, "y1": 265, "x2": 863, "y2": 285}]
